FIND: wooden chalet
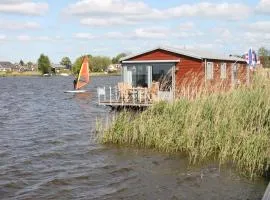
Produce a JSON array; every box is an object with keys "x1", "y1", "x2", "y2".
[{"x1": 97, "y1": 46, "x2": 249, "y2": 108}]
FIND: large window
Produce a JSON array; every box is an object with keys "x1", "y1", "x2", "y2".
[
  {"x1": 124, "y1": 63, "x2": 173, "y2": 90},
  {"x1": 152, "y1": 64, "x2": 172, "y2": 91},
  {"x1": 220, "y1": 63, "x2": 227, "y2": 79},
  {"x1": 206, "y1": 62, "x2": 214, "y2": 80}
]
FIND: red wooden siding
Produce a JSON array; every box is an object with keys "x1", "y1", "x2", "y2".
[
  {"x1": 124, "y1": 48, "x2": 248, "y2": 98},
  {"x1": 175, "y1": 56, "x2": 204, "y2": 87}
]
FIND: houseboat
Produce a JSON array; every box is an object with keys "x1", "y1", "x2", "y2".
[{"x1": 97, "y1": 46, "x2": 249, "y2": 108}]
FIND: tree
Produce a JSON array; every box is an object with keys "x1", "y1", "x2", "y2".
[
  {"x1": 112, "y1": 53, "x2": 128, "y2": 64},
  {"x1": 72, "y1": 55, "x2": 93, "y2": 75},
  {"x1": 72, "y1": 55, "x2": 112, "y2": 74},
  {"x1": 19, "y1": 59, "x2": 24, "y2": 66},
  {"x1": 27, "y1": 61, "x2": 33, "y2": 66},
  {"x1": 258, "y1": 47, "x2": 270, "y2": 68},
  {"x1": 60, "y1": 57, "x2": 72, "y2": 69},
  {"x1": 92, "y1": 56, "x2": 111, "y2": 72},
  {"x1": 38, "y1": 54, "x2": 51, "y2": 74}
]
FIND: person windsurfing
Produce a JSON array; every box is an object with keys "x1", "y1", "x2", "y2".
[{"x1": 73, "y1": 77, "x2": 78, "y2": 90}]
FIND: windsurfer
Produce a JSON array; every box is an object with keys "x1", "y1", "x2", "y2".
[{"x1": 73, "y1": 78, "x2": 77, "y2": 90}]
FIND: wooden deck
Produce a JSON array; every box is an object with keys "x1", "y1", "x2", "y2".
[
  {"x1": 98, "y1": 100, "x2": 152, "y2": 108},
  {"x1": 97, "y1": 85, "x2": 173, "y2": 109}
]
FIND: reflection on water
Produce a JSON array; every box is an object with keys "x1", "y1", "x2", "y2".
[{"x1": 0, "y1": 76, "x2": 268, "y2": 200}]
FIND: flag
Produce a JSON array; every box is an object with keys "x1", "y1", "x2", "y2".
[
  {"x1": 248, "y1": 48, "x2": 253, "y2": 65},
  {"x1": 246, "y1": 47, "x2": 257, "y2": 69},
  {"x1": 252, "y1": 50, "x2": 257, "y2": 66}
]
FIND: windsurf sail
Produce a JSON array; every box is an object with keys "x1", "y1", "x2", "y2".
[{"x1": 76, "y1": 56, "x2": 90, "y2": 90}]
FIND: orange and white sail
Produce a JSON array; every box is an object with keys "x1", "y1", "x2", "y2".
[{"x1": 76, "y1": 56, "x2": 90, "y2": 90}]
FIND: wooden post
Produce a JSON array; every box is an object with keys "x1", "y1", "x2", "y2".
[
  {"x1": 97, "y1": 88, "x2": 100, "y2": 104},
  {"x1": 115, "y1": 86, "x2": 117, "y2": 101},
  {"x1": 104, "y1": 87, "x2": 106, "y2": 101},
  {"x1": 109, "y1": 86, "x2": 112, "y2": 103},
  {"x1": 133, "y1": 87, "x2": 135, "y2": 104},
  {"x1": 145, "y1": 88, "x2": 147, "y2": 104}
]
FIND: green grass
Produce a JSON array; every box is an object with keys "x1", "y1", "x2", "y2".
[
  {"x1": 99, "y1": 72, "x2": 270, "y2": 178},
  {"x1": 0, "y1": 71, "x2": 42, "y2": 77}
]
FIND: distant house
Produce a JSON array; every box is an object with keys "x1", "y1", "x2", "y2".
[
  {"x1": 51, "y1": 64, "x2": 66, "y2": 73},
  {"x1": 0, "y1": 61, "x2": 15, "y2": 72},
  {"x1": 107, "y1": 64, "x2": 122, "y2": 72}
]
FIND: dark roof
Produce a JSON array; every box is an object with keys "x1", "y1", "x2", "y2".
[
  {"x1": 121, "y1": 46, "x2": 246, "y2": 62},
  {"x1": 0, "y1": 61, "x2": 15, "y2": 69}
]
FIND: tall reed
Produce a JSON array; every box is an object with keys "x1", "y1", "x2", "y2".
[{"x1": 99, "y1": 70, "x2": 270, "y2": 178}]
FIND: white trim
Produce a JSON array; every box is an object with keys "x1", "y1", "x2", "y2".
[
  {"x1": 122, "y1": 59, "x2": 180, "y2": 64},
  {"x1": 220, "y1": 63, "x2": 227, "y2": 79},
  {"x1": 120, "y1": 46, "x2": 246, "y2": 62},
  {"x1": 206, "y1": 62, "x2": 214, "y2": 80}
]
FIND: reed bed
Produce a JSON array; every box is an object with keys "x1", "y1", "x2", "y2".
[{"x1": 99, "y1": 70, "x2": 270, "y2": 178}]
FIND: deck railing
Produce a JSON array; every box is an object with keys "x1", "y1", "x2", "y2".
[{"x1": 97, "y1": 86, "x2": 173, "y2": 107}]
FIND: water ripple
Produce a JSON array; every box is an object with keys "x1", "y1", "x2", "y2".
[{"x1": 0, "y1": 76, "x2": 267, "y2": 200}]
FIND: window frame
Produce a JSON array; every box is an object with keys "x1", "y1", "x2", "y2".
[
  {"x1": 220, "y1": 63, "x2": 227, "y2": 79},
  {"x1": 206, "y1": 62, "x2": 214, "y2": 80}
]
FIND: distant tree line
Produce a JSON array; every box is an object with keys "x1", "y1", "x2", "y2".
[
  {"x1": 32, "y1": 52, "x2": 129, "y2": 75},
  {"x1": 71, "y1": 52, "x2": 128, "y2": 75}
]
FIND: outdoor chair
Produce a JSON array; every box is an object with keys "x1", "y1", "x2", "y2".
[
  {"x1": 149, "y1": 82, "x2": 159, "y2": 102},
  {"x1": 118, "y1": 82, "x2": 132, "y2": 102}
]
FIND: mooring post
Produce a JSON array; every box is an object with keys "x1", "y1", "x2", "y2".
[
  {"x1": 109, "y1": 86, "x2": 112, "y2": 103},
  {"x1": 104, "y1": 86, "x2": 106, "y2": 101},
  {"x1": 115, "y1": 86, "x2": 118, "y2": 100}
]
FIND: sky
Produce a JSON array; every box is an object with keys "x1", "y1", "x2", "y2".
[{"x1": 0, "y1": 0, "x2": 269, "y2": 63}]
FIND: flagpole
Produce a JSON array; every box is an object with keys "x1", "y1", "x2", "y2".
[{"x1": 247, "y1": 64, "x2": 250, "y2": 86}]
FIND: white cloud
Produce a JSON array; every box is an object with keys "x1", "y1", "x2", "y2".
[
  {"x1": 104, "y1": 32, "x2": 127, "y2": 39},
  {"x1": 247, "y1": 21, "x2": 270, "y2": 32},
  {"x1": 173, "y1": 31, "x2": 204, "y2": 38},
  {"x1": 0, "y1": 34, "x2": 7, "y2": 41},
  {"x1": 134, "y1": 27, "x2": 169, "y2": 39},
  {"x1": 77, "y1": 24, "x2": 204, "y2": 40},
  {"x1": 213, "y1": 28, "x2": 232, "y2": 39},
  {"x1": 245, "y1": 32, "x2": 270, "y2": 43},
  {"x1": 0, "y1": 20, "x2": 40, "y2": 30},
  {"x1": 74, "y1": 33, "x2": 96, "y2": 40},
  {"x1": 256, "y1": 0, "x2": 270, "y2": 14},
  {"x1": 17, "y1": 35, "x2": 31, "y2": 41},
  {"x1": 178, "y1": 22, "x2": 194, "y2": 31},
  {"x1": 66, "y1": 1, "x2": 251, "y2": 27},
  {"x1": 0, "y1": 1, "x2": 48, "y2": 15},
  {"x1": 66, "y1": 0, "x2": 151, "y2": 16},
  {"x1": 166, "y1": 2, "x2": 251, "y2": 20},
  {"x1": 17, "y1": 35, "x2": 61, "y2": 42},
  {"x1": 80, "y1": 17, "x2": 136, "y2": 26}
]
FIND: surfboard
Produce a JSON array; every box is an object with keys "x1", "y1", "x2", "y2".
[{"x1": 64, "y1": 90, "x2": 87, "y2": 93}]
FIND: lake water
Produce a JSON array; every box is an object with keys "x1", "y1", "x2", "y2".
[{"x1": 0, "y1": 76, "x2": 268, "y2": 200}]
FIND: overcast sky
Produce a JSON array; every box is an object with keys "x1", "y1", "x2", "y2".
[{"x1": 0, "y1": 0, "x2": 269, "y2": 63}]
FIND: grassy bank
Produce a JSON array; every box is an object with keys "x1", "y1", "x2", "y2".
[
  {"x1": 0, "y1": 71, "x2": 42, "y2": 77},
  {"x1": 0, "y1": 71, "x2": 120, "y2": 77},
  {"x1": 99, "y1": 72, "x2": 270, "y2": 178}
]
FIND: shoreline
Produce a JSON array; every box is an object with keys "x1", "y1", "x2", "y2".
[
  {"x1": 0, "y1": 71, "x2": 121, "y2": 77},
  {"x1": 99, "y1": 72, "x2": 270, "y2": 179}
]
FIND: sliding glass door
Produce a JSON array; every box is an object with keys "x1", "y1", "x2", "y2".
[{"x1": 123, "y1": 63, "x2": 174, "y2": 91}]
